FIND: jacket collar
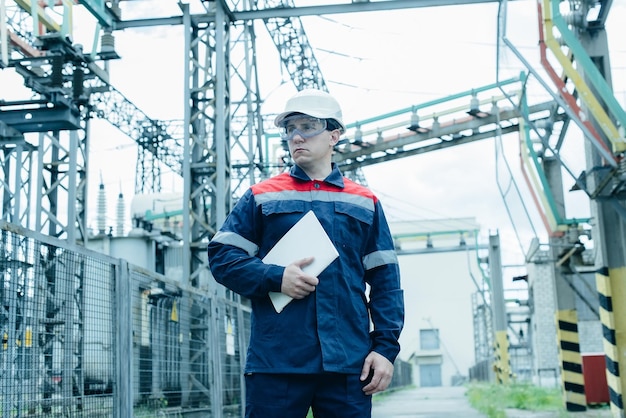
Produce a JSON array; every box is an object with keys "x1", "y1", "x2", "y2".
[{"x1": 290, "y1": 163, "x2": 345, "y2": 188}]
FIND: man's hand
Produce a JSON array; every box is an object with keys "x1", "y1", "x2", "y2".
[
  {"x1": 280, "y1": 257, "x2": 318, "y2": 299},
  {"x1": 360, "y1": 351, "x2": 394, "y2": 396}
]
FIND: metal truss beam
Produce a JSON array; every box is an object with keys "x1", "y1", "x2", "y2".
[
  {"x1": 334, "y1": 101, "x2": 560, "y2": 172},
  {"x1": 88, "y1": 86, "x2": 184, "y2": 194},
  {"x1": 114, "y1": 0, "x2": 508, "y2": 29},
  {"x1": 260, "y1": 0, "x2": 327, "y2": 91},
  {"x1": 234, "y1": 0, "x2": 507, "y2": 20}
]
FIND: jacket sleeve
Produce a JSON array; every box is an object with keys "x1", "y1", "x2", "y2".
[
  {"x1": 207, "y1": 189, "x2": 284, "y2": 299},
  {"x1": 363, "y1": 200, "x2": 405, "y2": 363}
]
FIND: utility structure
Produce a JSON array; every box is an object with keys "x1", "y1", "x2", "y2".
[
  {"x1": 0, "y1": 0, "x2": 538, "y2": 310},
  {"x1": 1, "y1": 0, "x2": 626, "y2": 415},
  {"x1": 498, "y1": 0, "x2": 625, "y2": 414}
]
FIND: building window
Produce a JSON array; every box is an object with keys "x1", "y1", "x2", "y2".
[{"x1": 420, "y1": 328, "x2": 439, "y2": 350}]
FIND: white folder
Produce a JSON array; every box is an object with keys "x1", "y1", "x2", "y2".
[{"x1": 262, "y1": 210, "x2": 339, "y2": 313}]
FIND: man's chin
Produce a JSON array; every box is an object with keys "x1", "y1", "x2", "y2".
[{"x1": 292, "y1": 154, "x2": 309, "y2": 163}]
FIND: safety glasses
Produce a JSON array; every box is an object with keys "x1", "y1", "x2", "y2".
[{"x1": 279, "y1": 116, "x2": 328, "y2": 141}]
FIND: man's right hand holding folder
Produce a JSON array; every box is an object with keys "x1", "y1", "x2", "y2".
[{"x1": 280, "y1": 256, "x2": 319, "y2": 300}]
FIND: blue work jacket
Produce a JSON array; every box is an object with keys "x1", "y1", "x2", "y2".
[{"x1": 208, "y1": 164, "x2": 404, "y2": 374}]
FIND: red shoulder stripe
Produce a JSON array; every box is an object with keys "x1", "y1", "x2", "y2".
[{"x1": 250, "y1": 172, "x2": 378, "y2": 203}]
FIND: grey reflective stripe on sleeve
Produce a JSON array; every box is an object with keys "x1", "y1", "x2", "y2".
[
  {"x1": 363, "y1": 250, "x2": 398, "y2": 270},
  {"x1": 212, "y1": 231, "x2": 259, "y2": 256}
]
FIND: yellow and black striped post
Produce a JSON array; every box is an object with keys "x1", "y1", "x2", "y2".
[
  {"x1": 493, "y1": 330, "x2": 511, "y2": 384},
  {"x1": 488, "y1": 234, "x2": 512, "y2": 385},
  {"x1": 555, "y1": 309, "x2": 586, "y2": 412},
  {"x1": 596, "y1": 267, "x2": 624, "y2": 416}
]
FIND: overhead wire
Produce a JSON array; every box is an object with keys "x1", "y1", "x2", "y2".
[
  {"x1": 494, "y1": 0, "x2": 541, "y2": 259},
  {"x1": 493, "y1": 100, "x2": 538, "y2": 259},
  {"x1": 310, "y1": 14, "x2": 476, "y2": 98},
  {"x1": 371, "y1": 187, "x2": 469, "y2": 225}
]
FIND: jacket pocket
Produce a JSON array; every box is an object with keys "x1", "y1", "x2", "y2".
[
  {"x1": 332, "y1": 201, "x2": 373, "y2": 249},
  {"x1": 260, "y1": 199, "x2": 306, "y2": 217}
]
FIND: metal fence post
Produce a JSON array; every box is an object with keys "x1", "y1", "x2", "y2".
[
  {"x1": 115, "y1": 260, "x2": 133, "y2": 418},
  {"x1": 211, "y1": 299, "x2": 224, "y2": 418}
]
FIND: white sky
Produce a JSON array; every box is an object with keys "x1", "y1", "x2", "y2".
[{"x1": 3, "y1": 0, "x2": 626, "y2": 273}]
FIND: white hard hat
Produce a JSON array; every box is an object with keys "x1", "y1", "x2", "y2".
[{"x1": 274, "y1": 89, "x2": 345, "y2": 133}]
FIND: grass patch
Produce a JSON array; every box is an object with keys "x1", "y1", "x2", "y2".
[{"x1": 466, "y1": 382, "x2": 563, "y2": 418}]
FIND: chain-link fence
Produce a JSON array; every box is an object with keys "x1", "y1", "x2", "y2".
[{"x1": 0, "y1": 221, "x2": 250, "y2": 417}]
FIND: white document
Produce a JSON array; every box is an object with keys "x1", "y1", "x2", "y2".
[{"x1": 262, "y1": 210, "x2": 339, "y2": 313}]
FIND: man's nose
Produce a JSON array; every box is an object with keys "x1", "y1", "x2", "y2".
[{"x1": 291, "y1": 132, "x2": 305, "y2": 142}]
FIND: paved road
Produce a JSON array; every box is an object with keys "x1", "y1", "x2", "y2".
[{"x1": 372, "y1": 386, "x2": 486, "y2": 418}]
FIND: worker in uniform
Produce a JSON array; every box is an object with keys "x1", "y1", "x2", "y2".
[{"x1": 208, "y1": 89, "x2": 404, "y2": 418}]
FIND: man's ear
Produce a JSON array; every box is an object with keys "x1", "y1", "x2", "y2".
[{"x1": 329, "y1": 130, "x2": 341, "y2": 147}]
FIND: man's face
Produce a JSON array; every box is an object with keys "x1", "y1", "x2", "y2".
[{"x1": 282, "y1": 116, "x2": 339, "y2": 169}]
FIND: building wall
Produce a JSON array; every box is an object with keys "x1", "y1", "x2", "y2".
[
  {"x1": 527, "y1": 262, "x2": 605, "y2": 387},
  {"x1": 398, "y1": 250, "x2": 482, "y2": 386},
  {"x1": 574, "y1": 271, "x2": 604, "y2": 354},
  {"x1": 527, "y1": 261, "x2": 560, "y2": 386},
  {"x1": 579, "y1": 320, "x2": 604, "y2": 354}
]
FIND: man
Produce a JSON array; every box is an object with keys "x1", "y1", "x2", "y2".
[{"x1": 207, "y1": 89, "x2": 404, "y2": 418}]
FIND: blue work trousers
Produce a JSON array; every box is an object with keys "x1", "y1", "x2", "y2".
[{"x1": 244, "y1": 372, "x2": 372, "y2": 418}]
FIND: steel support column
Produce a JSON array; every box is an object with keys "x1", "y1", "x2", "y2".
[
  {"x1": 545, "y1": 156, "x2": 587, "y2": 411},
  {"x1": 580, "y1": 26, "x2": 626, "y2": 418},
  {"x1": 488, "y1": 233, "x2": 511, "y2": 383}
]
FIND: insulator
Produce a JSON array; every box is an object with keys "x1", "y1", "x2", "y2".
[
  {"x1": 97, "y1": 183, "x2": 107, "y2": 235},
  {"x1": 566, "y1": 226, "x2": 581, "y2": 245},
  {"x1": 73, "y1": 67, "x2": 84, "y2": 99},
  {"x1": 469, "y1": 95, "x2": 480, "y2": 113},
  {"x1": 50, "y1": 55, "x2": 64, "y2": 87},
  {"x1": 564, "y1": 11, "x2": 586, "y2": 29},
  {"x1": 619, "y1": 154, "x2": 626, "y2": 173},
  {"x1": 432, "y1": 117, "x2": 440, "y2": 131},
  {"x1": 100, "y1": 32, "x2": 115, "y2": 54},
  {"x1": 116, "y1": 192, "x2": 125, "y2": 237},
  {"x1": 354, "y1": 125, "x2": 362, "y2": 142},
  {"x1": 409, "y1": 112, "x2": 419, "y2": 130}
]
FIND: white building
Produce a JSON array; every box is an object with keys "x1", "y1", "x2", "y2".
[{"x1": 391, "y1": 218, "x2": 486, "y2": 387}]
